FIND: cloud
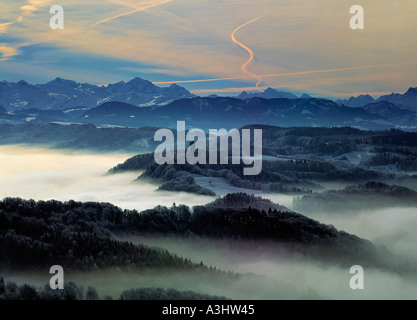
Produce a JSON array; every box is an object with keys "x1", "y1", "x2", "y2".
[
  {"x1": 0, "y1": 43, "x2": 19, "y2": 61},
  {"x1": 1, "y1": 145, "x2": 417, "y2": 299},
  {"x1": 0, "y1": 145, "x2": 214, "y2": 211},
  {"x1": 20, "y1": 0, "x2": 51, "y2": 16},
  {"x1": 0, "y1": 0, "x2": 416, "y2": 96},
  {"x1": 0, "y1": 22, "x2": 14, "y2": 34}
]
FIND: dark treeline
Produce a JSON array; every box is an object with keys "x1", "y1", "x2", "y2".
[
  {"x1": 293, "y1": 181, "x2": 417, "y2": 213},
  {"x1": 250, "y1": 126, "x2": 417, "y2": 155},
  {"x1": 116, "y1": 158, "x2": 319, "y2": 195},
  {"x1": 108, "y1": 125, "x2": 417, "y2": 196},
  {"x1": 0, "y1": 277, "x2": 99, "y2": 300},
  {"x1": 0, "y1": 197, "x2": 206, "y2": 272},
  {"x1": 0, "y1": 123, "x2": 160, "y2": 153},
  {"x1": 0, "y1": 276, "x2": 229, "y2": 300},
  {"x1": 111, "y1": 152, "x2": 392, "y2": 196},
  {"x1": 120, "y1": 287, "x2": 230, "y2": 300},
  {"x1": 0, "y1": 194, "x2": 393, "y2": 269},
  {"x1": 364, "y1": 152, "x2": 417, "y2": 171}
]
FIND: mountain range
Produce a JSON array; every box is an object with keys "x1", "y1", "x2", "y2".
[
  {"x1": 0, "y1": 77, "x2": 195, "y2": 111},
  {"x1": 0, "y1": 77, "x2": 416, "y2": 131},
  {"x1": 336, "y1": 87, "x2": 417, "y2": 111},
  {"x1": 77, "y1": 97, "x2": 410, "y2": 130},
  {"x1": 237, "y1": 87, "x2": 311, "y2": 99}
]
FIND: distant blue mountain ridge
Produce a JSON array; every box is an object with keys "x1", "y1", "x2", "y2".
[{"x1": 0, "y1": 77, "x2": 416, "y2": 131}]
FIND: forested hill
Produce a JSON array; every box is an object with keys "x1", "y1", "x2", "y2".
[
  {"x1": 108, "y1": 126, "x2": 417, "y2": 196},
  {"x1": 0, "y1": 123, "x2": 159, "y2": 153},
  {"x1": 293, "y1": 181, "x2": 417, "y2": 213},
  {"x1": 0, "y1": 278, "x2": 230, "y2": 300},
  {"x1": 0, "y1": 194, "x2": 398, "y2": 271},
  {"x1": 0, "y1": 198, "x2": 199, "y2": 272}
]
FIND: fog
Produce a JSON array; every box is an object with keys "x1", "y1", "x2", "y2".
[
  {"x1": 295, "y1": 205, "x2": 417, "y2": 261},
  {"x1": 5, "y1": 236, "x2": 417, "y2": 300},
  {"x1": 0, "y1": 145, "x2": 214, "y2": 211},
  {"x1": 0, "y1": 145, "x2": 295, "y2": 210},
  {"x1": 193, "y1": 175, "x2": 295, "y2": 208},
  {"x1": 1, "y1": 145, "x2": 416, "y2": 299},
  {"x1": 114, "y1": 235, "x2": 417, "y2": 300}
]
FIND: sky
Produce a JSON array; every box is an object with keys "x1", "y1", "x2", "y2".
[{"x1": 0, "y1": 0, "x2": 416, "y2": 98}]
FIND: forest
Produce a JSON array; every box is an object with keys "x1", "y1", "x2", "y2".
[
  {"x1": 0, "y1": 276, "x2": 228, "y2": 300},
  {"x1": 293, "y1": 181, "x2": 417, "y2": 213},
  {"x1": 108, "y1": 126, "x2": 417, "y2": 196},
  {"x1": 0, "y1": 194, "x2": 404, "y2": 273}
]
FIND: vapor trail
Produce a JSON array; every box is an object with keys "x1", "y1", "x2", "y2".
[
  {"x1": 153, "y1": 64, "x2": 392, "y2": 85},
  {"x1": 91, "y1": 0, "x2": 172, "y2": 27},
  {"x1": 154, "y1": 77, "x2": 239, "y2": 85},
  {"x1": 231, "y1": 17, "x2": 262, "y2": 87},
  {"x1": 260, "y1": 64, "x2": 393, "y2": 78}
]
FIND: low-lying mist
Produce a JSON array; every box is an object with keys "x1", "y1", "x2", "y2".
[
  {"x1": 114, "y1": 235, "x2": 417, "y2": 300},
  {"x1": 1, "y1": 145, "x2": 416, "y2": 299},
  {"x1": 4, "y1": 235, "x2": 417, "y2": 300},
  {"x1": 0, "y1": 145, "x2": 295, "y2": 211},
  {"x1": 0, "y1": 145, "x2": 214, "y2": 210},
  {"x1": 295, "y1": 206, "x2": 417, "y2": 262}
]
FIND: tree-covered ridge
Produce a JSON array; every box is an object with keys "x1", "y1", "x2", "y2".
[
  {"x1": 0, "y1": 194, "x2": 393, "y2": 270},
  {"x1": 108, "y1": 152, "x2": 155, "y2": 173},
  {"x1": 0, "y1": 277, "x2": 99, "y2": 300},
  {"x1": 120, "y1": 287, "x2": 230, "y2": 300},
  {"x1": 293, "y1": 182, "x2": 417, "y2": 213},
  {"x1": 112, "y1": 156, "x2": 320, "y2": 195},
  {"x1": 203, "y1": 193, "x2": 288, "y2": 211},
  {"x1": 108, "y1": 126, "x2": 417, "y2": 196},
  {"x1": 254, "y1": 126, "x2": 417, "y2": 155},
  {"x1": 0, "y1": 198, "x2": 201, "y2": 272},
  {"x1": 0, "y1": 276, "x2": 229, "y2": 300},
  {"x1": 0, "y1": 123, "x2": 160, "y2": 153},
  {"x1": 138, "y1": 162, "x2": 216, "y2": 196}
]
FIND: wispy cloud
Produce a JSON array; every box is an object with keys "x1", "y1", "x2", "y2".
[
  {"x1": 0, "y1": 22, "x2": 14, "y2": 34},
  {"x1": 0, "y1": 44, "x2": 19, "y2": 61},
  {"x1": 20, "y1": 0, "x2": 51, "y2": 16},
  {"x1": 0, "y1": 0, "x2": 416, "y2": 96},
  {"x1": 0, "y1": 1, "x2": 51, "y2": 61}
]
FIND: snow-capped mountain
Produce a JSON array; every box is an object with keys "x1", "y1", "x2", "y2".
[
  {"x1": 362, "y1": 101, "x2": 412, "y2": 119},
  {"x1": 78, "y1": 96, "x2": 413, "y2": 130},
  {"x1": 0, "y1": 77, "x2": 195, "y2": 111},
  {"x1": 237, "y1": 87, "x2": 300, "y2": 99},
  {"x1": 336, "y1": 94, "x2": 375, "y2": 108},
  {"x1": 336, "y1": 87, "x2": 417, "y2": 111},
  {"x1": 375, "y1": 87, "x2": 417, "y2": 111}
]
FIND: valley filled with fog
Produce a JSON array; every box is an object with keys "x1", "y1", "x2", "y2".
[
  {"x1": 1, "y1": 145, "x2": 416, "y2": 299},
  {"x1": 0, "y1": 145, "x2": 214, "y2": 211},
  {"x1": 0, "y1": 146, "x2": 417, "y2": 299}
]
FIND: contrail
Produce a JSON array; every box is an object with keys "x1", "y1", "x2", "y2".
[
  {"x1": 153, "y1": 64, "x2": 392, "y2": 85},
  {"x1": 191, "y1": 86, "x2": 269, "y2": 94},
  {"x1": 231, "y1": 17, "x2": 262, "y2": 87},
  {"x1": 260, "y1": 64, "x2": 393, "y2": 79},
  {"x1": 91, "y1": 0, "x2": 172, "y2": 27},
  {"x1": 154, "y1": 76, "x2": 239, "y2": 85}
]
